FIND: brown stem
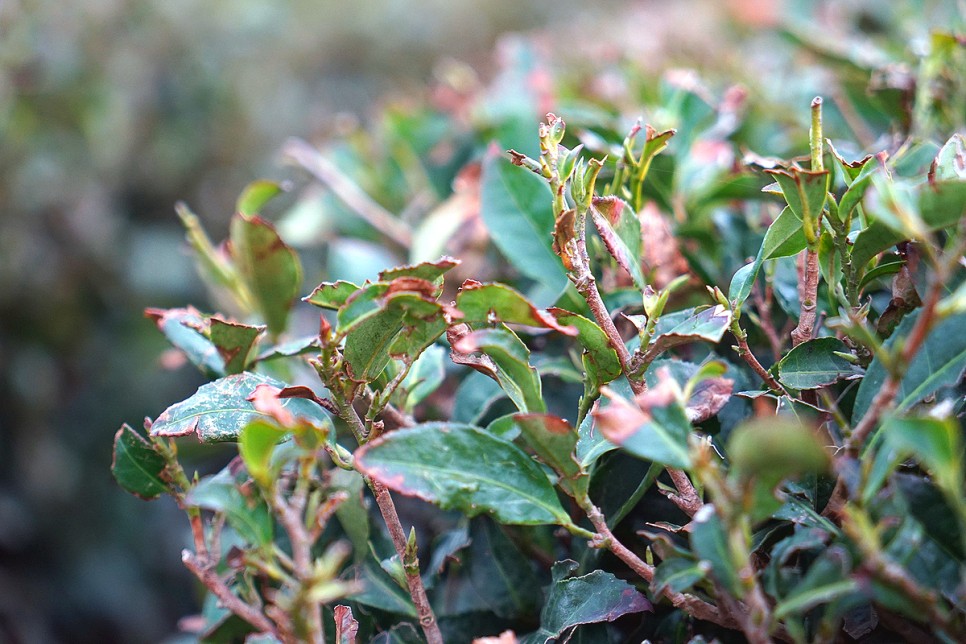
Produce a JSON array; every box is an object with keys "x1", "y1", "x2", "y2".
[
  {"x1": 367, "y1": 478, "x2": 444, "y2": 644},
  {"x1": 182, "y1": 550, "x2": 277, "y2": 635},
  {"x1": 664, "y1": 468, "x2": 704, "y2": 516},
  {"x1": 283, "y1": 138, "x2": 412, "y2": 247},
  {"x1": 580, "y1": 499, "x2": 740, "y2": 630},
  {"x1": 791, "y1": 248, "x2": 820, "y2": 347},
  {"x1": 731, "y1": 322, "x2": 785, "y2": 393},
  {"x1": 273, "y1": 489, "x2": 325, "y2": 644},
  {"x1": 571, "y1": 210, "x2": 646, "y2": 395},
  {"x1": 188, "y1": 512, "x2": 208, "y2": 560},
  {"x1": 572, "y1": 266, "x2": 645, "y2": 395}
]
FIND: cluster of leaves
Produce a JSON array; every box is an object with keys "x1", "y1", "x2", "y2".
[{"x1": 114, "y1": 14, "x2": 966, "y2": 644}]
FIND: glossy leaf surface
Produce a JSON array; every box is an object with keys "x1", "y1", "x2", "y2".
[
  {"x1": 777, "y1": 337, "x2": 858, "y2": 390},
  {"x1": 150, "y1": 372, "x2": 329, "y2": 442},
  {"x1": 355, "y1": 423, "x2": 573, "y2": 527}
]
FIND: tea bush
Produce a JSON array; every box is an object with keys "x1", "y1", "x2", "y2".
[{"x1": 114, "y1": 8, "x2": 966, "y2": 643}]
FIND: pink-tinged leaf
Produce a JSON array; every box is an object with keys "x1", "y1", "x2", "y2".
[
  {"x1": 590, "y1": 196, "x2": 646, "y2": 290},
  {"x1": 456, "y1": 281, "x2": 577, "y2": 336},
  {"x1": 303, "y1": 280, "x2": 360, "y2": 310},
  {"x1": 447, "y1": 323, "x2": 499, "y2": 379},
  {"x1": 209, "y1": 317, "x2": 264, "y2": 374},
  {"x1": 686, "y1": 377, "x2": 734, "y2": 423},
  {"x1": 473, "y1": 632, "x2": 518, "y2": 644},
  {"x1": 247, "y1": 384, "x2": 295, "y2": 426},
  {"x1": 334, "y1": 605, "x2": 359, "y2": 644},
  {"x1": 594, "y1": 371, "x2": 692, "y2": 468},
  {"x1": 378, "y1": 256, "x2": 461, "y2": 284}
]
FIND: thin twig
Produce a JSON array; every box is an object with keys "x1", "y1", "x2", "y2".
[
  {"x1": 580, "y1": 499, "x2": 740, "y2": 629},
  {"x1": 367, "y1": 478, "x2": 444, "y2": 644},
  {"x1": 665, "y1": 469, "x2": 704, "y2": 515},
  {"x1": 282, "y1": 138, "x2": 412, "y2": 247},
  {"x1": 335, "y1": 396, "x2": 442, "y2": 643},
  {"x1": 572, "y1": 227, "x2": 646, "y2": 395},
  {"x1": 731, "y1": 321, "x2": 785, "y2": 393},
  {"x1": 183, "y1": 550, "x2": 277, "y2": 635}
]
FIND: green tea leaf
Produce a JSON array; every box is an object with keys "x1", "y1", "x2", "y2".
[
  {"x1": 929, "y1": 132, "x2": 966, "y2": 182},
  {"x1": 884, "y1": 416, "x2": 963, "y2": 503},
  {"x1": 453, "y1": 327, "x2": 545, "y2": 413},
  {"x1": 774, "y1": 548, "x2": 861, "y2": 620},
  {"x1": 349, "y1": 559, "x2": 417, "y2": 617},
  {"x1": 355, "y1": 423, "x2": 573, "y2": 527},
  {"x1": 176, "y1": 202, "x2": 240, "y2": 300},
  {"x1": 150, "y1": 372, "x2": 330, "y2": 442},
  {"x1": 547, "y1": 307, "x2": 622, "y2": 423},
  {"x1": 239, "y1": 420, "x2": 287, "y2": 488},
  {"x1": 209, "y1": 317, "x2": 263, "y2": 374},
  {"x1": 766, "y1": 168, "x2": 830, "y2": 238},
  {"x1": 378, "y1": 256, "x2": 460, "y2": 284},
  {"x1": 339, "y1": 282, "x2": 446, "y2": 386},
  {"x1": 761, "y1": 206, "x2": 807, "y2": 260},
  {"x1": 837, "y1": 154, "x2": 883, "y2": 221},
  {"x1": 230, "y1": 213, "x2": 302, "y2": 337},
  {"x1": 303, "y1": 280, "x2": 361, "y2": 310},
  {"x1": 145, "y1": 307, "x2": 225, "y2": 378},
  {"x1": 853, "y1": 179, "x2": 965, "y2": 268},
  {"x1": 480, "y1": 151, "x2": 568, "y2": 305},
  {"x1": 400, "y1": 344, "x2": 446, "y2": 411},
  {"x1": 643, "y1": 305, "x2": 732, "y2": 360},
  {"x1": 728, "y1": 254, "x2": 762, "y2": 306},
  {"x1": 853, "y1": 311, "x2": 966, "y2": 422},
  {"x1": 236, "y1": 179, "x2": 286, "y2": 216},
  {"x1": 651, "y1": 558, "x2": 707, "y2": 596},
  {"x1": 777, "y1": 337, "x2": 858, "y2": 390},
  {"x1": 521, "y1": 567, "x2": 652, "y2": 644},
  {"x1": 690, "y1": 505, "x2": 741, "y2": 595},
  {"x1": 252, "y1": 335, "x2": 321, "y2": 363},
  {"x1": 511, "y1": 413, "x2": 586, "y2": 497},
  {"x1": 112, "y1": 424, "x2": 169, "y2": 500},
  {"x1": 186, "y1": 467, "x2": 274, "y2": 546},
  {"x1": 728, "y1": 418, "x2": 830, "y2": 485},
  {"x1": 456, "y1": 282, "x2": 576, "y2": 335}
]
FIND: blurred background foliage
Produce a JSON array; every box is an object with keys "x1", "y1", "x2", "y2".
[{"x1": 0, "y1": 0, "x2": 962, "y2": 642}]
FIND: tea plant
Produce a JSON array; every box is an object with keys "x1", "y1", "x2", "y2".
[{"x1": 114, "y1": 24, "x2": 966, "y2": 644}]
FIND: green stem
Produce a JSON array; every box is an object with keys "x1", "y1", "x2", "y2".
[{"x1": 810, "y1": 97, "x2": 824, "y2": 173}]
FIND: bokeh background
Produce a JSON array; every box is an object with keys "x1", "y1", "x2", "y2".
[{"x1": 0, "y1": 1, "x2": 960, "y2": 642}]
